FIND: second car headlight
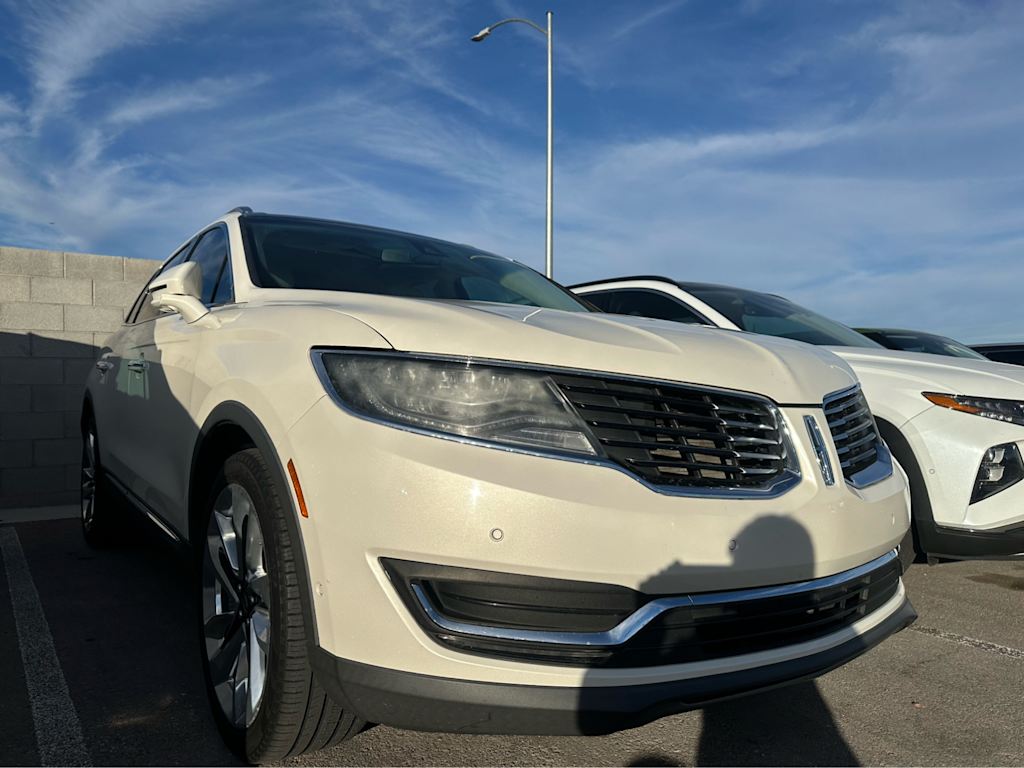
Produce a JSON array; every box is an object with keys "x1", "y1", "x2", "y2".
[
  {"x1": 923, "y1": 392, "x2": 1024, "y2": 426},
  {"x1": 314, "y1": 351, "x2": 601, "y2": 455}
]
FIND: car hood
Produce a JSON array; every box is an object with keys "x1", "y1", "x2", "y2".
[
  {"x1": 253, "y1": 291, "x2": 856, "y2": 404},
  {"x1": 829, "y1": 346, "x2": 1024, "y2": 398}
]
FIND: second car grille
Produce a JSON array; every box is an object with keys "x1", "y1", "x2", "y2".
[
  {"x1": 550, "y1": 373, "x2": 789, "y2": 490},
  {"x1": 823, "y1": 386, "x2": 879, "y2": 480}
]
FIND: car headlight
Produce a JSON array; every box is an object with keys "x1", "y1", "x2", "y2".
[
  {"x1": 314, "y1": 351, "x2": 601, "y2": 455},
  {"x1": 923, "y1": 392, "x2": 1024, "y2": 426}
]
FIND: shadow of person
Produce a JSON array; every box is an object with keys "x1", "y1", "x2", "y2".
[
  {"x1": 697, "y1": 681, "x2": 857, "y2": 766},
  {"x1": 577, "y1": 514, "x2": 860, "y2": 766}
]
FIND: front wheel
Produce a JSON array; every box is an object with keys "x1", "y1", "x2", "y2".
[{"x1": 198, "y1": 448, "x2": 361, "y2": 764}]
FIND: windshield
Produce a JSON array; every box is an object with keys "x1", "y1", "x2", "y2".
[
  {"x1": 241, "y1": 216, "x2": 589, "y2": 312},
  {"x1": 859, "y1": 330, "x2": 987, "y2": 359},
  {"x1": 685, "y1": 285, "x2": 882, "y2": 348}
]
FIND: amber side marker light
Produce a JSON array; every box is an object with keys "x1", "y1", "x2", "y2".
[
  {"x1": 287, "y1": 459, "x2": 310, "y2": 518},
  {"x1": 922, "y1": 392, "x2": 981, "y2": 414}
]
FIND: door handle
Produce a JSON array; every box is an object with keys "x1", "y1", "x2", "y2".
[
  {"x1": 126, "y1": 360, "x2": 148, "y2": 373},
  {"x1": 94, "y1": 361, "x2": 113, "y2": 373}
]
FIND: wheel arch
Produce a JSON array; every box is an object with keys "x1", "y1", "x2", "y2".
[
  {"x1": 876, "y1": 416, "x2": 932, "y2": 559},
  {"x1": 189, "y1": 401, "x2": 320, "y2": 646}
]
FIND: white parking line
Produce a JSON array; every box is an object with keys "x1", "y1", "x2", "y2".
[
  {"x1": 910, "y1": 625, "x2": 1024, "y2": 661},
  {"x1": 0, "y1": 527, "x2": 91, "y2": 767}
]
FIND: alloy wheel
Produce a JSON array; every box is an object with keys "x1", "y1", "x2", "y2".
[
  {"x1": 81, "y1": 430, "x2": 98, "y2": 530},
  {"x1": 202, "y1": 483, "x2": 271, "y2": 728}
]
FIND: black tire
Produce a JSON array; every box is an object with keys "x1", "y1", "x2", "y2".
[
  {"x1": 80, "y1": 416, "x2": 118, "y2": 547},
  {"x1": 198, "y1": 448, "x2": 362, "y2": 764},
  {"x1": 878, "y1": 421, "x2": 927, "y2": 570}
]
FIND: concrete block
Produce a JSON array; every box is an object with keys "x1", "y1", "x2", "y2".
[
  {"x1": 93, "y1": 331, "x2": 113, "y2": 348},
  {"x1": 63, "y1": 359, "x2": 94, "y2": 388},
  {"x1": 0, "y1": 302, "x2": 63, "y2": 331},
  {"x1": 0, "y1": 357, "x2": 62, "y2": 386},
  {"x1": 64, "y1": 304, "x2": 123, "y2": 333},
  {"x1": 124, "y1": 258, "x2": 160, "y2": 285},
  {"x1": 64, "y1": 411, "x2": 81, "y2": 438},
  {"x1": 30, "y1": 276, "x2": 93, "y2": 305},
  {"x1": 1, "y1": 465, "x2": 66, "y2": 495},
  {"x1": 0, "y1": 333, "x2": 30, "y2": 357},
  {"x1": 32, "y1": 385, "x2": 82, "y2": 413},
  {"x1": 30, "y1": 331, "x2": 97, "y2": 358},
  {"x1": 0, "y1": 275, "x2": 30, "y2": 302},
  {"x1": 0, "y1": 385, "x2": 31, "y2": 413},
  {"x1": 1, "y1": 412, "x2": 63, "y2": 440},
  {"x1": 64, "y1": 252, "x2": 123, "y2": 280},
  {"x1": 0, "y1": 440, "x2": 33, "y2": 468},
  {"x1": 66, "y1": 462, "x2": 81, "y2": 491},
  {"x1": 33, "y1": 438, "x2": 80, "y2": 466},
  {"x1": 0, "y1": 247, "x2": 64, "y2": 277},
  {"x1": 94, "y1": 280, "x2": 143, "y2": 308}
]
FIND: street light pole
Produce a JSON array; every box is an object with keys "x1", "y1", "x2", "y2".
[
  {"x1": 545, "y1": 10, "x2": 553, "y2": 280},
  {"x1": 471, "y1": 12, "x2": 555, "y2": 279}
]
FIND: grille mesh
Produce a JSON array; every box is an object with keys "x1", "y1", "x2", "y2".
[
  {"x1": 551, "y1": 374, "x2": 788, "y2": 490},
  {"x1": 823, "y1": 386, "x2": 879, "y2": 480}
]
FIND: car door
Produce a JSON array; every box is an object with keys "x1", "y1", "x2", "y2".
[
  {"x1": 124, "y1": 225, "x2": 235, "y2": 533},
  {"x1": 94, "y1": 246, "x2": 189, "y2": 497}
]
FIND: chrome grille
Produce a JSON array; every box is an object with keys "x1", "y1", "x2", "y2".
[
  {"x1": 551, "y1": 374, "x2": 790, "y2": 490},
  {"x1": 823, "y1": 386, "x2": 879, "y2": 480}
]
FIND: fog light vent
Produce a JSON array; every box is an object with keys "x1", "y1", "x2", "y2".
[{"x1": 971, "y1": 443, "x2": 1024, "y2": 503}]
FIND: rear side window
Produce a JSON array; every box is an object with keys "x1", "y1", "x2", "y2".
[
  {"x1": 188, "y1": 227, "x2": 233, "y2": 306},
  {"x1": 585, "y1": 289, "x2": 709, "y2": 325}
]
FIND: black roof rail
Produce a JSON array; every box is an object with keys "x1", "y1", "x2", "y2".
[{"x1": 225, "y1": 206, "x2": 254, "y2": 216}]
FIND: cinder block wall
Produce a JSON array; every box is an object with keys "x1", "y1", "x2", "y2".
[{"x1": 0, "y1": 246, "x2": 156, "y2": 508}]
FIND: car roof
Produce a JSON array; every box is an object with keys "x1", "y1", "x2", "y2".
[
  {"x1": 570, "y1": 275, "x2": 744, "y2": 292},
  {"x1": 856, "y1": 328, "x2": 941, "y2": 336},
  {"x1": 972, "y1": 342, "x2": 1024, "y2": 350}
]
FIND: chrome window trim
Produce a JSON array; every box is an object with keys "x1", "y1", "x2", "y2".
[
  {"x1": 804, "y1": 414, "x2": 835, "y2": 486},
  {"x1": 311, "y1": 348, "x2": 803, "y2": 499},
  {"x1": 821, "y1": 384, "x2": 894, "y2": 490},
  {"x1": 410, "y1": 549, "x2": 899, "y2": 647}
]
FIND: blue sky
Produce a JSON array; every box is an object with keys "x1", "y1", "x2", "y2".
[{"x1": 1, "y1": 0, "x2": 1022, "y2": 342}]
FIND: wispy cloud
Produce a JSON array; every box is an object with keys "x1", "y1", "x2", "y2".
[
  {"x1": 609, "y1": 0, "x2": 687, "y2": 41},
  {"x1": 16, "y1": 0, "x2": 220, "y2": 128},
  {"x1": 105, "y1": 75, "x2": 267, "y2": 126},
  {"x1": 0, "y1": 0, "x2": 1022, "y2": 343}
]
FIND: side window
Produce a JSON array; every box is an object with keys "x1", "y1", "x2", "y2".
[
  {"x1": 188, "y1": 227, "x2": 233, "y2": 306},
  {"x1": 586, "y1": 290, "x2": 708, "y2": 325},
  {"x1": 131, "y1": 244, "x2": 191, "y2": 324}
]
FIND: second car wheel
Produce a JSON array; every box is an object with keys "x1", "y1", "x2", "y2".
[{"x1": 198, "y1": 447, "x2": 362, "y2": 764}]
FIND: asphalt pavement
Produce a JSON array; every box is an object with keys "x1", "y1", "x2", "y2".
[{"x1": 1, "y1": 512, "x2": 1021, "y2": 767}]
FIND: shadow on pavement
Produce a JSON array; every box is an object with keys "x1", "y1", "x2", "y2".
[{"x1": 10, "y1": 517, "x2": 240, "y2": 766}]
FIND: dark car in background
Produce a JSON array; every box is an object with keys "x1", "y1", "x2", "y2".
[
  {"x1": 855, "y1": 328, "x2": 988, "y2": 360},
  {"x1": 972, "y1": 343, "x2": 1024, "y2": 367}
]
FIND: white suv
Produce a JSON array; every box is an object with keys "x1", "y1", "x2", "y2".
[
  {"x1": 574, "y1": 277, "x2": 1024, "y2": 563},
  {"x1": 82, "y1": 211, "x2": 913, "y2": 763}
]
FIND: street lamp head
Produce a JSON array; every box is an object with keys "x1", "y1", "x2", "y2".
[{"x1": 470, "y1": 26, "x2": 491, "y2": 42}]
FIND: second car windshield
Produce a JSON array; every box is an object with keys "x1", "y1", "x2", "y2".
[
  {"x1": 241, "y1": 217, "x2": 589, "y2": 313},
  {"x1": 864, "y1": 331, "x2": 987, "y2": 359},
  {"x1": 684, "y1": 285, "x2": 882, "y2": 348}
]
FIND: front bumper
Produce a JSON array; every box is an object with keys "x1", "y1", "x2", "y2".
[
  {"x1": 285, "y1": 395, "x2": 909, "y2": 687},
  {"x1": 311, "y1": 591, "x2": 916, "y2": 735},
  {"x1": 902, "y1": 405, "x2": 1024, "y2": 554}
]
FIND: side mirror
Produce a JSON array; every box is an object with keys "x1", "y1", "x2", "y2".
[{"x1": 148, "y1": 262, "x2": 209, "y2": 324}]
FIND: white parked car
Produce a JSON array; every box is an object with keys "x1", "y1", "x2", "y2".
[
  {"x1": 82, "y1": 211, "x2": 913, "y2": 763},
  {"x1": 573, "y1": 277, "x2": 1024, "y2": 564}
]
